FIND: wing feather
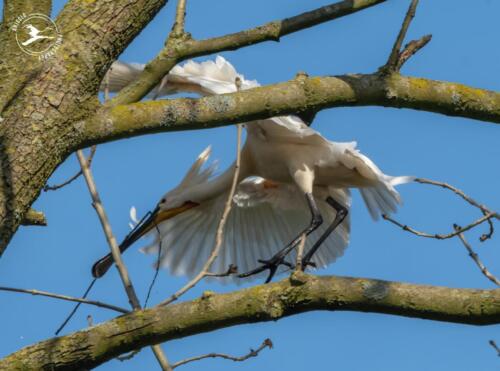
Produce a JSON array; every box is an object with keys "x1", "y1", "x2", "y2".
[{"x1": 141, "y1": 178, "x2": 351, "y2": 282}]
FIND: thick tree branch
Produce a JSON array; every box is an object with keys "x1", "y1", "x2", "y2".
[
  {"x1": 0, "y1": 0, "x2": 170, "y2": 257},
  {"x1": 2, "y1": 274, "x2": 499, "y2": 370},
  {"x1": 80, "y1": 73, "x2": 500, "y2": 147},
  {"x1": 2, "y1": 0, "x2": 52, "y2": 26},
  {"x1": 108, "y1": 0, "x2": 386, "y2": 106}
]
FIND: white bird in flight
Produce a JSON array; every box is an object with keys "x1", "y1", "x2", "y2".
[{"x1": 92, "y1": 57, "x2": 413, "y2": 282}]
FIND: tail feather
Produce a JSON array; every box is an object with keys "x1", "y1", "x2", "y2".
[
  {"x1": 101, "y1": 61, "x2": 143, "y2": 92},
  {"x1": 360, "y1": 176, "x2": 413, "y2": 220}
]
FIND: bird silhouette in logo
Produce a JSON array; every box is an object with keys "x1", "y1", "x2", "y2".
[{"x1": 21, "y1": 24, "x2": 54, "y2": 46}]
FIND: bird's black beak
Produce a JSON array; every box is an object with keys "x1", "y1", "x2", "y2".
[
  {"x1": 121, "y1": 201, "x2": 199, "y2": 252},
  {"x1": 91, "y1": 201, "x2": 198, "y2": 278}
]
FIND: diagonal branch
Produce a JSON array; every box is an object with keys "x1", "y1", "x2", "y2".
[
  {"x1": 1, "y1": 274, "x2": 499, "y2": 370},
  {"x1": 160, "y1": 123, "x2": 242, "y2": 306},
  {"x1": 385, "y1": 0, "x2": 420, "y2": 70},
  {"x1": 489, "y1": 340, "x2": 500, "y2": 357},
  {"x1": 44, "y1": 146, "x2": 97, "y2": 192},
  {"x1": 454, "y1": 225, "x2": 500, "y2": 287},
  {"x1": 395, "y1": 34, "x2": 432, "y2": 71},
  {"x1": 108, "y1": 0, "x2": 387, "y2": 105},
  {"x1": 76, "y1": 151, "x2": 172, "y2": 370}
]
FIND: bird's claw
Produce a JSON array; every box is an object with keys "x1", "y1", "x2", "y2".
[{"x1": 238, "y1": 256, "x2": 293, "y2": 283}]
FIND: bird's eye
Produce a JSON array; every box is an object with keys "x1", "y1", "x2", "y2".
[{"x1": 160, "y1": 198, "x2": 166, "y2": 204}]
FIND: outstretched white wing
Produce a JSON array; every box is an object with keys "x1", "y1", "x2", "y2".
[
  {"x1": 140, "y1": 177, "x2": 350, "y2": 282},
  {"x1": 101, "y1": 56, "x2": 324, "y2": 140}
]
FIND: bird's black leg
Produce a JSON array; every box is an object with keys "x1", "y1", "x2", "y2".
[
  {"x1": 301, "y1": 196, "x2": 348, "y2": 270},
  {"x1": 239, "y1": 193, "x2": 323, "y2": 283}
]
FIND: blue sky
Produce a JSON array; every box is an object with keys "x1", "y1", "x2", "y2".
[{"x1": 1, "y1": 0, "x2": 499, "y2": 370}]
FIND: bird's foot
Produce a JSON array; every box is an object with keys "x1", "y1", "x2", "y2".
[{"x1": 238, "y1": 256, "x2": 293, "y2": 283}]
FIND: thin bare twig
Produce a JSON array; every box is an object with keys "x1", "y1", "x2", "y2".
[
  {"x1": 383, "y1": 178, "x2": 498, "y2": 241},
  {"x1": 489, "y1": 340, "x2": 500, "y2": 357},
  {"x1": 160, "y1": 124, "x2": 242, "y2": 307},
  {"x1": 415, "y1": 178, "x2": 498, "y2": 218},
  {"x1": 396, "y1": 34, "x2": 432, "y2": 70},
  {"x1": 76, "y1": 151, "x2": 172, "y2": 370},
  {"x1": 384, "y1": 0, "x2": 419, "y2": 71},
  {"x1": 172, "y1": 0, "x2": 187, "y2": 35},
  {"x1": 55, "y1": 279, "x2": 98, "y2": 335},
  {"x1": 415, "y1": 178, "x2": 499, "y2": 242},
  {"x1": 44, "y1": 146, "x2": 97, "y2": 192},
  {"x1": 172, "y1": 338, "x2": 273, "y2": 369},
  {"x1": 77, "y1": 151, "x2": 141, "y2": 308},
  {"x1": 453, "y1": 225, "x2": 500, "y2": 287},
  {"x1": 383, "y1": 212, "x2": 496, "y2": 240},
  {"x1": 481, "y1": 218, "x2": 495, "y2": 242},
  {"x1": 0, "y1": 285, "x2": 128, "y2": 314}
]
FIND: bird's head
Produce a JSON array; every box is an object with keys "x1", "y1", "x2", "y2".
[{"x1": 119, "y1": 196, "x2": 199, "y2": 252}]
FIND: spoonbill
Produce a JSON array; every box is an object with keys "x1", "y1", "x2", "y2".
[{"x1": 93, "y1": 57, "x2": 413, "y2": 282}]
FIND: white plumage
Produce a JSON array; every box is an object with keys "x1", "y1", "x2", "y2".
[
  {"x1": 138, "y1": 147, "x2": 351, "y2": 280},
  {"x1": 93, "y1": 56, "x2": 413, "y2": 282}
]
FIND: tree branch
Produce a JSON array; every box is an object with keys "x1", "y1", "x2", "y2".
[
  {"x1": 44, "y1": 146, "x2": 97, "y2": 192},
  {"x1": 0, "y1": 285, "x2": 129, "y2": 314},
  {"x1": 160, "y1": 123, "x2": 242, "y2": 307},
  {"x1": 172, "y1": 0, "x2": 187, "y2": 36},
  {"x1": 384, "y1": 0, "x2": 419, "y2": 71},
  {"x1": 108, "y1": 0, "x2": 386, "y2": 106},
  {"x1": 2, "y1": 274, "x2": 499, "y2": 370},
  {"x1": 382, "y1": 212, "x2": 496, "y2": 240},
  {"x1": 395, "y1": 34, "x2": 432, "y2": 71},
  {"x1": 0, "y1": 0, "x2": 170, "y2": 257},
  {"x1": 77, "y1": 145, "x2": 171, "y2": 370},
  {"x1": 489, "y1": 340, "x2": 500, "y2": 357},
  {"x1": 171, "y1": 338, "x2": 273, "y2": 368},
  {"x1": 454, "y1": 225, "x2": 500, "y2": 287},
  {"x1": 2, "y1": 0, "x2": 51, "y2": 26},
  {"x1": 80, "y1": 73, "x2": 500, "y2": 148}
]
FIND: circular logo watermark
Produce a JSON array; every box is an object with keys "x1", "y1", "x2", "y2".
[{"x1": 11, "y1": 13, "x2": 62, "y2": 60}]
